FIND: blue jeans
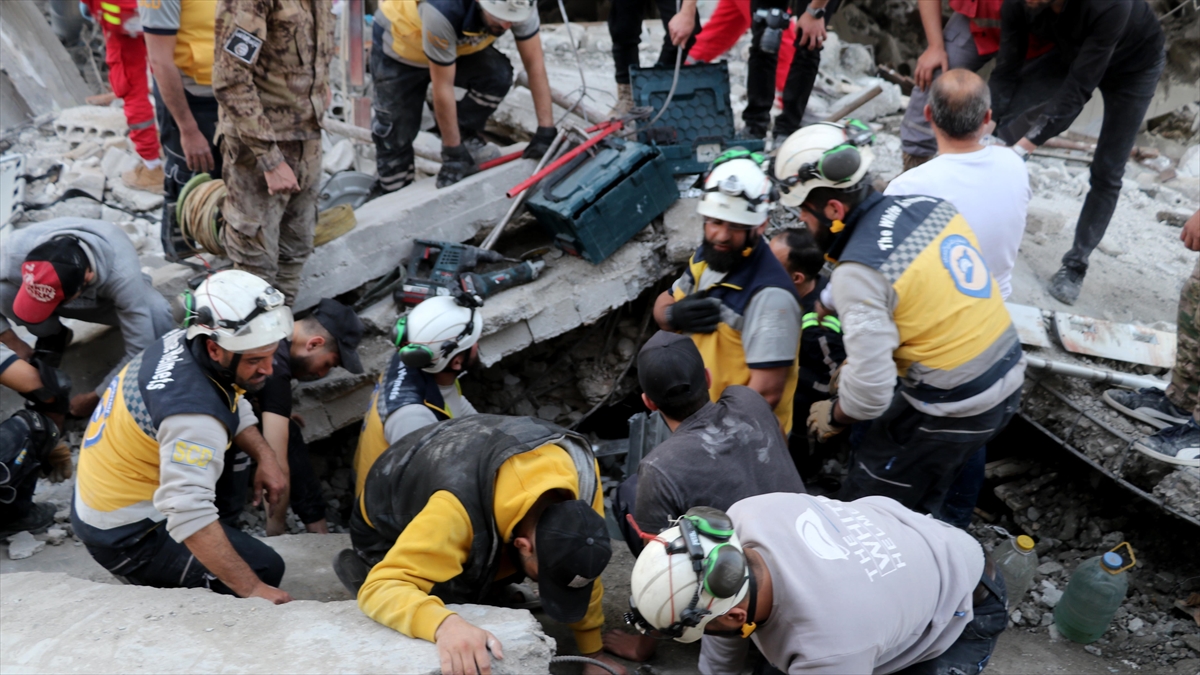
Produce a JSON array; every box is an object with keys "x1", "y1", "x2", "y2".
[{"x1": 895, "y1": 570, "x2": 1008, "y2": 675}]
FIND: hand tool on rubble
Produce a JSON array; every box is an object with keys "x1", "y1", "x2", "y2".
[
  {"x1": 1024, "y1": 355, "x2": 1167, "y2": 391},
  {"x1": 481, "y1": 128, "x2": 569, "y2": 250},
  {"x1": 395, "y1": 238, "x2": 543, "y2": 307},
  {"x1": 505, "y1": 121, "x2": 624, "y2": 198},
  {"x1": 823, "y1": 85, "x2": 883, "y2": 123}
]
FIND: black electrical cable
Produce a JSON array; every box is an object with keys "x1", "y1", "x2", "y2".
[{"x1": 549, "y1": 655, "x2": 621, "y2": 675}]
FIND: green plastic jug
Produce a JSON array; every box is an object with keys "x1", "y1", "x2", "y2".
[{"x1": 1054, "y1": 544, "x2": 1133, "y2": 644}]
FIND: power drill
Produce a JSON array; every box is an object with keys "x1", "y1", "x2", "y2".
[{"x1": 395, "y1": 239, "x2": 544, "y2": 307}]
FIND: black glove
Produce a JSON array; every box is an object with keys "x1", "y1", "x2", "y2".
[
  {"x1": 33, "y1": 327, "x2": 73, "y2": 369},
  {"x1": 523, "y1": 126, "x2": 558, "y2": 159},
  {"x1": 436, "y1": 144, "x2": 480, "y2": 188},
  {"x1": 21, "y1": 358, "x2": 72, "y2": 417},
  {"x1": 666, "y1": 296, "x2": 722, "y2": 333}
]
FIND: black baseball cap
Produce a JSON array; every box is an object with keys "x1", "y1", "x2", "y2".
[
  {"x1": 536, "y1": 499, "x2": 611, "y2": 624},
  {"x1": 310, "y1": 298, "x2": 364, "y2": 374},
  {"x1": 637, "y1": 331, "x2": 708, "y2": 409}
]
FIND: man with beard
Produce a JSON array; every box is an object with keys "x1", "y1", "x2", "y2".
[
  {"x1": 352, "y1": 295, "x2": 482, "y2": 497},
  {"x1": 221, "y1": 298, "x2": 365, "y2": 535},
  {"x1": 653, "y1": 153, "x2": 802, "y2": 432},
  {"x1": 371, "y1": 0, "x2": 557, "y2": 191},
  {"x1": 72, "y1": 271, "x2": 292, "y2": 602},
  {"x1": 773, "y1": 122, "x2": 1024, "y2": 519}
]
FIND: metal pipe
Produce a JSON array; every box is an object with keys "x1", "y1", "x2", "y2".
[
  {"x1": 1024, "y1": 355, "x2": 1167, "y2": 391},
  {"x1": 505, "y1": 123, "x2": 621, "y2": 198},
  {"x1": 481, "y1": 129, "x2": 569, "y2": 250},
  {"x1": 823, "y1": 85, "x2": 883, "y2": 123}
]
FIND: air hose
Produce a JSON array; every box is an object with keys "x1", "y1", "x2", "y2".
[
  {"x1": 549, "y1": 655, "x2": 622, "y2": 675},
  {"x1": 647, "y1": 0, "x2": 685, "y2": 128}
]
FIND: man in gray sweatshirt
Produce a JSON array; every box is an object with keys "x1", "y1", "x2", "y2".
[
  {"x1": 0, "y1": 218, "x2": 174, "y2": 416},
  {"x1": 625, "y1": 493, "x2": 1006, "y2": 674}
]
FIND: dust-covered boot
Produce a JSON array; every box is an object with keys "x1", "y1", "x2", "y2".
[
  {"x1": 608, "y1": 83, "x2": 634, "y2": 119},
  {"x1": 121, "y1": 163, "x2": 165, "y2": 195},
  {"x1": 1047, "y1": 265, "x2": 1085, "y2": 305}
]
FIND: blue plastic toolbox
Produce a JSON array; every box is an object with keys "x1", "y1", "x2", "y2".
[
  {"x1": 629, "y1": 61, "x2": 766, "y2": 175},
  {"x1": 525, "y1": 139, "x2": 678, "y2": 264}
]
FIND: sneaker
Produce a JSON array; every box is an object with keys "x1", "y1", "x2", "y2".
[
  {"x1": 608, "y1": 83, "x2": 633, "y2": 119},
  {"x1": 1047, "y1": 265, "x2": 1085, "y2": 305},
  {"x1": 333, "y1": 548, "x2": 369, "y2": 595},
  {"x1": 121, "y1": 163, "x2": 166, "y2": 195},
  {"x1": 461, "y1": 135, "x2": 501, "y2": 164},
  {"x1": 1133, "y1": 420, "x2": 1200, "y2": 467},
  {"x1": 0, "y1": 502, "x2": 57, "y2": 541},
  {"x1": 1102, "y1": 388, "x2": 1191, "y2": 430}
]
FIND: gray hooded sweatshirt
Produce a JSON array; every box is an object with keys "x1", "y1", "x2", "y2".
[
  {"x1": 700, "y1": 493, "x2": 985, "y2": 675},
  {"x1": 0, "y1": 218, "x2": 174, "y2": 391}
]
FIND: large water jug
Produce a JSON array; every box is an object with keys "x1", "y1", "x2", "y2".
[
  {"x1": 990, "y1": 534, "x2": 1037, "y2": 606},
  {"x1": 1054, "y1": 548, "x2": 1131, "y2": 644}
]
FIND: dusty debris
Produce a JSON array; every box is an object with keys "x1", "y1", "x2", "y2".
[{"x1": 7, "y1": 532, "x2": 45, "y2": 560}]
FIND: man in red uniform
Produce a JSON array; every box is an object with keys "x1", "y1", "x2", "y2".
[
  {"x1": 900, "y1": 0, "x2": 1054, "y2": 170},
  {"x1": 84, "y1": 0, "x2": 163, "y2": 194}
]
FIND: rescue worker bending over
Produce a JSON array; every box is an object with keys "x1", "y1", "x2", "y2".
[
  {"x1": 773, "y1": 121, "x2": 1024, "y2": 519},
  {"x1": 72, "y1": 271, "x2": 292, "y2": 603},
  {"x1": 625, "y1": 498, "x2": 1006, "y2": 674},
  {"x1": 653, "y1": 153, "x2": 803, "y2": 433},
  {"x1": 352, "y1": 295, "x2": 480, "y2": 497},
  {"x1": 372, "y1": 0, "x2": 557, "y2": 191},
  {"x1": 335, "y1": 415, "x2": 626, "y2": 675}
]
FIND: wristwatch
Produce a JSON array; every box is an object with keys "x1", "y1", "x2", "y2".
[{"x1": 806, "y1": 5, "x2": 826, "y2": 18}]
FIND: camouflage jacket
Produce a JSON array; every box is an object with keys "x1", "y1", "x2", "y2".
[{"x1": 213, "y1": 0, "x2": 335, "y2": 171}]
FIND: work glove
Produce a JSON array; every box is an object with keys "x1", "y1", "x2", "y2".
[
  {"x1": 828, "y1": 363, "x2": 843, "y2": 397},
  {"x1": 807, "y1": 399, "x2": 847, "y2": 443},
  {"x1": 523, "y1": 126, "x2": 558, "y2": 159},
  {"x1": 666, "y1": 296, "x2": 722, "y2": 334},
  {"x1": 436, "y1": 144, "x2": 480, "y2": 188}
]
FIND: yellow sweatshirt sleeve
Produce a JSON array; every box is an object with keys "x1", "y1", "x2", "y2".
[
  {"x1": 567, "y1": 458, "x2": 606, "y2": 654},
  {"x1": 356, "y1": 490, "x2": 474, "y2": 643}
]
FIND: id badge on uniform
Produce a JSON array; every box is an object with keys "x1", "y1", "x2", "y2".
[{"x1": 224, "y1": 27, "x2": 263, "y2": 66}]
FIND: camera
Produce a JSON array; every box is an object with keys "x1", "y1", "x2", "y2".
[{"x1": 753, "y1": 8, "x2": 790, "y2": 55}]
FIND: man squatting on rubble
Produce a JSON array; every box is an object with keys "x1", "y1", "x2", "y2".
[
  {"x1": 221, "y1": 299, "x2": 365, "y2": 536},
  {"x1": 625, "y1": 497, "x2": 1007, "y2": 674},
  {"x1": 337, "y1": 414, "x2": 626, "y2": 675},
  {"x1": 653, "y1": 154, "x2": 803, "y2": 434},
  {"x1": 212, "y1": 0, "x2": 335, "y2": 305},
  {"x1": 604, "y1": 331, "x2": 806, "y2": 663},
  {"x1": 371, "y1": 0, "x2": 558, "y2": 192},
  {"x1": 1, "y1": 343, "x2": 73, "y2": 539},
  {"x1": 884, "y1": 69, "x2": 1031, "y2": 527},
  {"x1": 1104, "y1": 208, "x2": 1200, "y2": 467},
  {"x1": 352, "y1": 295, "x2": 482, "y2": 498},
  {"x1": 141, "y1": 0, "x2": 223, "y2": 201},
  {"x1": 991, "y1": 0, "x2": 1166, "y2": 306},
  {"x1": 71, "y1": 271, "x2": 293, "y2": 603},
  {"x1": 0, "y1": 218, "x2": 175, "y2": 419},
  {"x1": 900, "y1": 0, "x2": 1055, "y2": 171},
  {"x1": 774, "y1": 122, "x2": 1025, "y2": 519}
]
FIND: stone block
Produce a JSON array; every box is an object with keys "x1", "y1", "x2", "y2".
[
  {"x1": 7, "y1": 531, "x2": 44, "y2": 560},
  {"x1": 528, "y1": 297, "x2": 583, "y2": 343},
  {"x1": 60, "y1": 166, "x2": 105, "y2": 200},
  {"x1": 54, "y1": 106, "x2": 129, "y2": 146},
  {"x1": 1025, "y1": 198, "x2": 1068, "y2": 235},
  {"x1": 0, "y1": 572, "x2": 555, "y2": 674},
  {"x1": 480, "y1": 320, "x2": 534, "y2": 366},
  {"x1": 662, "y1": 198, "x2": 701, "y2": 264},
  {"x1": 101, "y1": 146, "x2": 140, "y2": 181},
  {"x1": 109, "y1": 182, "x2": 164, "y2": 213}
]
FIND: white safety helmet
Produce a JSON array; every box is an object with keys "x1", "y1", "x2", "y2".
[
  {"x1": 478, "y1": 0, "x2": 535, "y2": 23},
  {"x1": 696, "y1": 156, "x2": 773, "y2": 227},
  {"x1": 625, "y1": 508, "x2": 750, "y2": 643},
  {"x1": 773, "y1": 120, "x2": 875, "y2": 207},
  {"x1": 182, "y1": 270, "x2": 293, "y2": 353},
  {"x1": 396, "y1": 295, "x2": 483, "y2": 373}
]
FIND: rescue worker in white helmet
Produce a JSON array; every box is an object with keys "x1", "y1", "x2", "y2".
[
  {"x1": 652, "y1": 151, "x2": 803, "y2": 433},
  {"x1": 625, "y1": 497, "x2": 1006, "y2": 674},
  {"x1": 352, "y1": 294, "x2": 481, "y2": 497},
  {"x1": 773, "y1": 120, "x2": 1024, "y2": 520},
  {"x1": 71, "y1": 270, "x2": 293, "y2": 603}
]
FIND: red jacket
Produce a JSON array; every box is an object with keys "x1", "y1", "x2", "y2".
[
  {"x1": 84, "y1": 0, "x2": 141, "y2": 36},
  {"x1": 950, "y1": 0, "x2": 1052, "y2": 58}
]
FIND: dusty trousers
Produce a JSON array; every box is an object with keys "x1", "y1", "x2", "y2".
[
  {"x1": 220, "y1": 136, "x2": 321, "y2": 304},
  {"x1": 1168, "y1": 258, "x2": 1200, "y2": 421}
]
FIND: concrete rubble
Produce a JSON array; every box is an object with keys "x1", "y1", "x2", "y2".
[
  {"x1": 0, "y1": 572, "x2": 555, "y2": 674},
  {"x1": 6, "y1": 532, "x2": 46, "y2": 560}
]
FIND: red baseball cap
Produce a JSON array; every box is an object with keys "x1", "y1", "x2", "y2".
[{"x1": 14, "y1": 238, "x2": 88, "y2": 324}]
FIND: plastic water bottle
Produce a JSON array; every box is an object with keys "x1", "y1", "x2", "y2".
[
  {"x1": 1054, "y1": 551, "x2": 1130, "y2": 644},
  {"x1": 989, "y1": 534, "x2": 1037, "y2": 606}
]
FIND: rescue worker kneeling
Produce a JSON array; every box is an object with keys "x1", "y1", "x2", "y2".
[
  {"x1": 335, "y1": 415, "x2": 627, "y2": 675},
  {"x1": 71, "y1": 271, "x2": 292, "y2": 603}
]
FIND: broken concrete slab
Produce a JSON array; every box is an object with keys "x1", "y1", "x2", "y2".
[
  {"x1": 260, "y1": 533, "x2": 355, "y2": 602},
  {"x1": 0, "y1": 572, "x2": 555, "y2": 674},
  {"x1": 0, "y1": 2, "x2": 93, "y2": 131},
  {"x1": 109, "y1": 182, "x2": 164, "y2": 213},
  {"x1": 53, "y1": 106, "x2": 129, "y2": 147},
  {"x1": 293, "y1": 157, "x2": 538, "y2": 311}
]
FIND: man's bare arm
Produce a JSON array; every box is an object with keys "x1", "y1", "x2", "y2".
[
  {"x1": 145, "y1": 34, "x2": 215, "y2": 173},
  {"x1": 183, "y1": 520, "x2": 292, "y2": 603},
  {"x1": 653, "y1": 291, "x2": 676, "y2": 331},
  {"x1": 429, "y1": 62, "x2": 461, "y2": 148},
  {"x1": 746, "y1": 366, "x2": 788, "y2": 408},
  {"x1": 515, "y1": 36, "x2": 554, "y2": 128}
]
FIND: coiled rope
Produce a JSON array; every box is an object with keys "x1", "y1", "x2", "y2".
[{"x1": 176, "y1": 173, "x2": 227, "y2": 256}]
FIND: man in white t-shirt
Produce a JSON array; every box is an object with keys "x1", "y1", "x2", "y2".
[{"x1": 885, "y1": 68, "x2": 1029, "y2": 301}]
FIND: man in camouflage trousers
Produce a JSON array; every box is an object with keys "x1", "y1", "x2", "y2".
[
  {"x1": 213, "y1": 0, "x2": 336, "y2": 305},
  {"x1": 1104, "y1": 208, "x2": 1200, "y2": 467}
]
